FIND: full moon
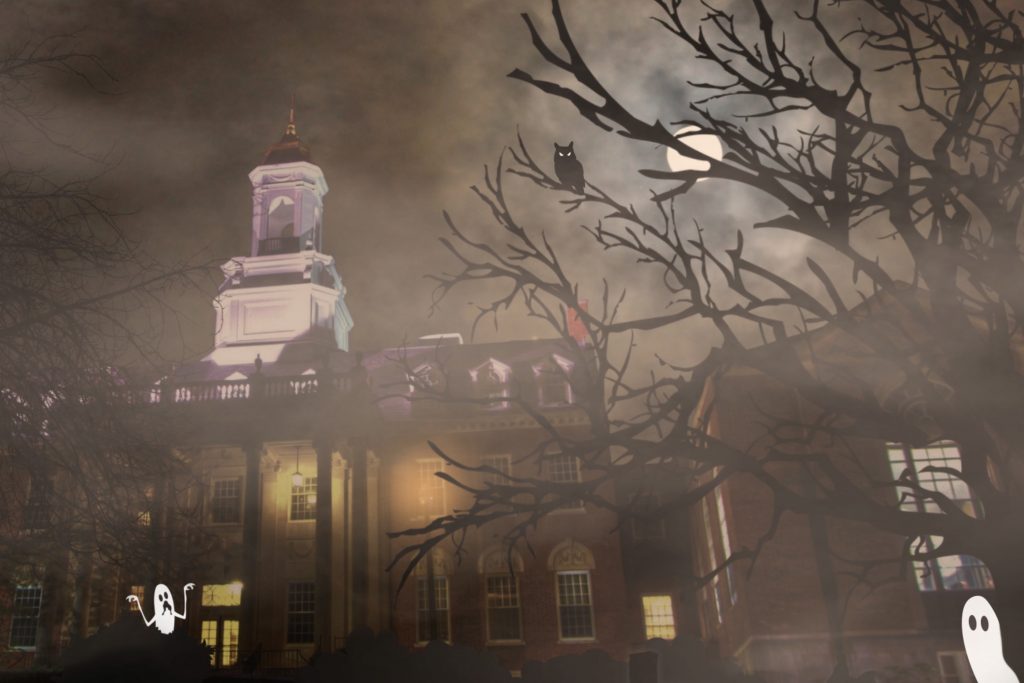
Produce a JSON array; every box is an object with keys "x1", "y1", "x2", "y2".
[{"x1": 666, "y1": 125, "x2": 723, "y2": 178}]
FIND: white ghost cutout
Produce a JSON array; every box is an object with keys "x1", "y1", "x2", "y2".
[
  {"x1": 126, "y1": 582, "x2": 194, "y2": 635},
  {"x1": 962, "y1": 595, "x2": 1019, "y2": 683}
]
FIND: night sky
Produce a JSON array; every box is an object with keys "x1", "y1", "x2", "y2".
[{"x1": 0, "y1": 1, "x2": 903, "y2": 368}]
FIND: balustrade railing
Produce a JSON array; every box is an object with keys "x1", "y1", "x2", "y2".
[
  {"x1": 128, "y1": 372, "x2": 353, "y2": 405},
  {"x1": 257, "y1": 235, "x2": 301, "y2": 255}
]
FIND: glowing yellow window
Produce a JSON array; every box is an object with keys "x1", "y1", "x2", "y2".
[
  {"x1": 202, "y1": 582, "x2": 242, "y2": 607},
  {"x1": 642, "y1": 595, "x2": 676, "y2": 640}
]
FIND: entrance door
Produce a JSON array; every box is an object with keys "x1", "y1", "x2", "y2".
[{"x1": 201, "y1": 618, "x2": 239, "y2": 667}]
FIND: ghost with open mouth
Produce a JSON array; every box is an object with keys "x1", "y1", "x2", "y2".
[
  {"x1": 126, "y1": 582, "x2": 194, "y2": 635},
  {"x1": 962, "y1": 595, "x2": 1019, "y2": 683}
]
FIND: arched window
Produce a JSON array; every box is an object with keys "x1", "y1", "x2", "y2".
[
  {"x1": 267, "y1": 196, "x2": 295, "y2": 238},
  {"x1": 469, "y1": 358, "x2": 512, "y2": 410},
  {"x1": 479, "y1": 547, "x2": 524, "y2": 643},
  {"x1": 415, "y1": 549, "x2": 453, "y2": 643},
  {"x1": 533, "y1": 354, "x2": 574, "y2": 407},
  {"x1": 548, "y1": 540, "x2": 596, "y2": 641}
]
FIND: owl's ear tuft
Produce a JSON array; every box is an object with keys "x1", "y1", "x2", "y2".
[
  {"x1": 568, "y1": 141, "x2": 574, "y2": 149},
  {"x1": 553, "y1": 142, "x2": 559, "y2": 148}
]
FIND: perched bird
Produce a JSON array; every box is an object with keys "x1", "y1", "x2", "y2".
[{"x1": 554, "y1": 141, "x2": 585, "y2": 194}]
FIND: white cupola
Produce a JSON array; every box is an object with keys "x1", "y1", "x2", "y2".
[{"x1": 205, "y1": 105, "x2": 354, "y2": 365}]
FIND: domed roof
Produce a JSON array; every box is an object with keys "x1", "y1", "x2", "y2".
[{"x1": 260, "y1": 103, "x2": 312, "y2": 165}]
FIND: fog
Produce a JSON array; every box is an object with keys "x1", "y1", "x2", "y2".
[{"x1": 0, "y1": 0, "x2": 904, "y2": 368}]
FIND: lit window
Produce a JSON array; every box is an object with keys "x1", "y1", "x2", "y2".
[
  {"x1": 887, "y1": 443, "x2": 994, "y2": 591},
  {"x1": 486, "y1": 575, "x2": 522, "y2": 642},
  {"x1": 556, "y1": 571, "x2": 595, "y2": 640},
  {"x1": 290, "y1": 476, "x2": 317, "y2": 521},
  {"x1": 470, "y1": 359, "x2": 511, "y2": 410},
  {"x1": 201, "y1": 620, "x2": 217, "y2": 664},
  {"x1": 534, "y1": 355, "x2": 573, "y2": 407},
  {"x1": 202, "y1": 582, "x2": 242, "y2": 607},
  {"x1": 937, "y1": 651, "x2": 973, "y2": 683},
  {"x1": 417, "y1": 460, "x2": 446, "y2": 518},
  {"x1": 286, "y1": 582, "x2": 315, "y2": 644},
  {"x1": 9, "y1": 585, "x2": 42, "y2": 648},
  {"x1": 202, "y1": 619, "x2": 240, "y2": 667},
  {"x1": 128, "y1": 585, "x2": 145, "y2": 612},
  {"x1": 416, "y1": 576, "x2": 451, "y2": 643},
  {"x1": 210, "y1": 478, "x2": 242, "y2": 524},
  {"x1": 642, "y1": 595, "x2": 676, "y2": 640},
  {"x1": 548, "y1": 453, "x2": 583, "y2": 509},
  {"x1": 137, "y1": 511, "x2": 152, "y2": 527}
]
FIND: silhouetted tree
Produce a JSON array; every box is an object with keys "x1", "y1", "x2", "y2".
[
  {"x1": 394, "y1": 0, "x2": 1024, "y2": 678},
  {"x1": 0, "y1": 33, "x2": 212, "y2": 662}
]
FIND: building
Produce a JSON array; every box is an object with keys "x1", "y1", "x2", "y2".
[
  {"x1": 687, "y1": 291, "x2": 993, "y2": 683},
  {"x1": 2, "y1": 113, "x2": 986, "y2": 683},
  {"x1": 0, "y1": 111, "x2": 685, "y2": 674}
]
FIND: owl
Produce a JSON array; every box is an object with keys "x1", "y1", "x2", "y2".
[{"x1": 554, "y1": 142, "x2": 585, "y2": 194}]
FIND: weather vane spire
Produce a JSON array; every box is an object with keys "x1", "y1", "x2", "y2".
[{"x1": 286, "y1": 94, "x2": 296, "y2": 137}]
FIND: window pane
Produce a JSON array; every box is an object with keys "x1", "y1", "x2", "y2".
[
  {"x1": 642, "y1": 595, "x2": 676, "y2": 640},
  {"x1": 201, "y1": 620, "x2": 219, "y2": 666},
  {"x1": 889, "y1": 443, "x2": 993, "y2": 592},
  {"x1": 937, "y1": 554, "x2": 994, "y2": 591},
  {"x1": 417, "y1": 460, "x2": 446, "y2": 518},
  {"x1": 221, "y1": 620, "x2": 239, "y2": 667},
  {"x1": 714, "y1": 487, "x2": 737, "y2": 605},
  {"x1": 481, "y1": 455, "x2": 512, "y2": 486},
  {"x1": 286, "y1": 582, "x2": 315, "y2": 644},
  {"x1": 548, "y1": 454, "x2": 584, "y2": 509},
  {"x1": 416, "y1": 576, "x2": 450, "y2": 642},
  {"x1": 536, "y1": 361, "x2": 571, "y2": 406},
  {"x1": 473, "y1": 361, "x2": 510, "y2": 409},
  {"x1": 486, "y1": 575, "x2": 521, "y2": 641},
  {"x1": 211, "y1": 478, "x2": 241, "y2": 523},
  {"x1": 22, "y1": 477, "x2": 51, "y2": 530},
  {"x1": 632, "y1": 494, "x2": 666, "y2": 540},
  {"x1": 9, "y1": 585, "x2": 42, "y2": 648},
  {"x1": 557, "y1": 571, "x2": 594, "y2": 639},
  {"x1": 202, "y1": 582, "x2": 242, "y2": 607},
  {"x1": 128, "y1": 585, "x2": 145, "y2": 612},
  {"x1": 290, "y1": 477, "x2": 317, "y2": 521}
]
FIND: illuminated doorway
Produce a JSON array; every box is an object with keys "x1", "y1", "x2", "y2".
[{"x1": 201, "y1": 618, "x2": 239, "y2": 667}]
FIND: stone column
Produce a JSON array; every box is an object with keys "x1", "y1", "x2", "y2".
[
  {"x1": 314, "y1": 439, "x2": 334, "y2": 651},
  {"x1": 240, "y1": 442, "x2": 262, "y2": 656},
  {"x1": 346, "y1": 439, "x2": 370, "y2": 630}
]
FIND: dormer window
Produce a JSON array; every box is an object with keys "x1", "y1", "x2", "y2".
[
  {"x1": 469, "y1": 359, "x2": 512, "y2": 410},
  {"x1": 409, "y1": 362, "x2": 445, "y2": 396},
  {"x1": 533, "y1": 354, "x2": 574, "y2": 407}
]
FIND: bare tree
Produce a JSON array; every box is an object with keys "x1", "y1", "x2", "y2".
[
  {"x1": 0, "y1": 34, "x2": 214, "y2": 661},
  {"x1": 392, "y1": 0, "x2": 1024, "y2": 676}
]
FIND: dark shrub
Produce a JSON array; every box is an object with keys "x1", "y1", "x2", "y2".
[{"x1": 57, "y1": 617, "x2": 211, "y2": 683}]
